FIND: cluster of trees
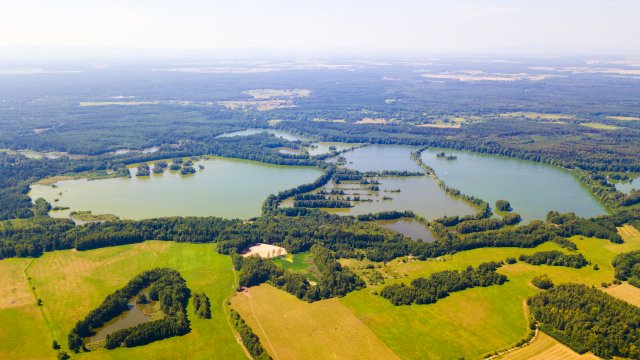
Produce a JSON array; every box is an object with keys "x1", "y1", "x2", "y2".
[
  {"x1": 293, "y1": 194, "x2": 351, "y2": 208},
  {"x1": 518, "y1": 251, "x2": 588, "y2": 268},
  {"x1": 612, "y1": 250, "x2": 640, "y2": 287},
  {"x1": 238, "y1": 245, "x2": 365, "y2": 302},
  {"x1": 380, "y1": 261, "x2": 507, "y2": 305},
  {"x1": 229, "y1": 309, "x2": 271, "y2": 360},
  {"x1": 262, "y1": 164, "x2": 334, "y2": 213},
  {"x1": 272, "y1": 244, "x2": 365, "y2": 301},
  {"x1": 68, "y1": 268, "x2": 190, "y2": 352},
  {"x1": 495, "y1": 200, "x2": 512, "y2": 212},
  {"x1": 531, "y1": 275, "x2": 554, "y2": 289},
  {"x1": 546, "y1": 211, "x2": 624, "y2": 243},
  {"x1": 136, "y1": 163, "x2": 150, "y2": 176},
  {"x1": 356, "y1": 210, "x2": 414, "y2": 221},
  {"x1": 573, "y1": 170, "x2": 640, "y2": 210},
  {"x1": 456, "y1": 213, "x2": 521, "y2": 234},
  {"x1": 192, "y1": 292, "x2": 211, "y2": 319},
  {"x1": 528, "y1": 283, "x2": 640, "y2": 358}
]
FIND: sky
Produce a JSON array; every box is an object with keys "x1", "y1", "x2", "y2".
[{"x1": 1, "y1": 0, "x2": 639, "y2": 55}]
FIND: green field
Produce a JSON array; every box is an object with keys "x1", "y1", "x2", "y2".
[
  {"x1": 231, "y1": 226, "x2": 640, "y2": 360},
  {"x1": 271, "y1": 252, "x2": 319, "y2": 281},
  {"x1": 0, "y1": 241, "x2": 246, "y2": 360},
  {"x1": 338, "y1": 231, "x2": 640, "y2": 359}
]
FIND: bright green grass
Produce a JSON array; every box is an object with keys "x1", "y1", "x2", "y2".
[
  {"x1": 272, "y1": 252, "x2": 312, "y2": 272},
  {"x1": 2, "y1": 241, "x2": 245, "y2": 360},
  {"x1": 272, "y1": 252, "x2": 318, "y2": 281},
  {"x1": 340, "y1": 233, "x2": 640, "y2": 360}
]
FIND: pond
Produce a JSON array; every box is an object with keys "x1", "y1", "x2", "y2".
[
  {"x1": 420, "y1": 148, "x2": 607, "y2": 221},
  {"x1": 376, "y1": 217, "x2": 436, "y2": 242},
  {"x1": 30, "y1": 156, "x2": 322, "y2": 220},
  {"x1": 616, "y1": 177, "x2": 639, "y2": 195},
  {"x1": 88, "y1": 297, "x2": 158, "y2": 343}
]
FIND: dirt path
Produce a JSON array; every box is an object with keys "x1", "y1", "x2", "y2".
[{"x1": 245, "y1": 290, "x2": 279, "y2": 360}]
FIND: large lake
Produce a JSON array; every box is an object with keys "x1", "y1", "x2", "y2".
[
  {"x1": 420, "y1": 148, "x2": 607, "y2": 221},
  {"x1": 30, "y1": 157, "x2": 322, "y2": 220}
]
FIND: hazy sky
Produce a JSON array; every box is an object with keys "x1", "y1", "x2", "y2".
[{"x1": 1, "y1": 0, "x2": 639, "y2": 54}]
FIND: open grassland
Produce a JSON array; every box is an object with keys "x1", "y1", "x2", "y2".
[
  {"x1": 606, "y1": 116, "x2": 640, "y2": 121},
  {"x1": 272, "y1": 252, "x2": 313, "y2": 272},
  {"x1": 0, "y1": 241, "x2": 245, "y2": 360},
  {"x1": 604, "y1": 282, "x2": 640, "y2": 307},
  {"x1": 231, "y1": 284, "x2": 400, "y2": 360},
  {"x1": 0, "y1": 258, "x2": 53, "y2": 360},
  {"x1": 580, "y1": 122, "x2": 621, "y2": 130},
  {"x1": 497, "y1": 332, "x2": 599, "y2": 360},
  {"x1": 337, "y1": 228, "x2": 640, "y2": 359}
]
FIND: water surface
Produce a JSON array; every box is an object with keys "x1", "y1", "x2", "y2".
[
  {"x1": 420, "y1": 148, "x2": 606, "y2": 221},
  {"x1": 88, "y1": 300, "x2": 156, "y2": 342},
  {"x1": 616, "y1": 177, "x2": 639, "y2": 195},
  {"x1": 337, "y1": 145, "x2": 422, "y2": 172},
  {"x1": 376, "y1": 218, "x2": 436, "y2": 242},
  {"x1": 301, "y1": 176, "x2": 476, "y2": 220},
  {"x1": 31, "y1": 157, "x2": 322, "y2": 219}
]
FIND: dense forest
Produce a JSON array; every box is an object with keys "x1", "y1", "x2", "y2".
[
  {"x1": 68, "y1": 268, "x2": 190, "y2": 352},
  {"x1": 528, "y1": 284, "x2": 640, "y2": 359}
]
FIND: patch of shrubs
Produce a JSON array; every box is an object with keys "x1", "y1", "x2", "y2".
[
  {"x1": 519, "y1": 251, "x2": 588, "y2": 268},
  {"x1": 531, "y1": 275, "x2": 554, "y2": 289}
]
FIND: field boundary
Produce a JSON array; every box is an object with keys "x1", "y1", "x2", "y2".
[{"x1": 23, "y1": 259, "x2": 56, "y2": 343}]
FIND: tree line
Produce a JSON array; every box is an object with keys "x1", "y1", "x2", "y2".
[
  {"x1": 380, "y1": 261, "x2": 507, "y2": 305},
  {"x1": 229, "y1": 309, "x2": 272, "y2": 360},
  {"x1": 518, "y1": 251, "x2": 588, "y2": 268}
]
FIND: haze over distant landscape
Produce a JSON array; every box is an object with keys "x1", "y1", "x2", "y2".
[{"x1": 1, "y1": 0, "x2": 639, "y2": 56}]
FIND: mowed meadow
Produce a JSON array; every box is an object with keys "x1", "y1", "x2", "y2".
[{"x1": 0, "y1": 242, "x2": 246, "y2": 360}]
